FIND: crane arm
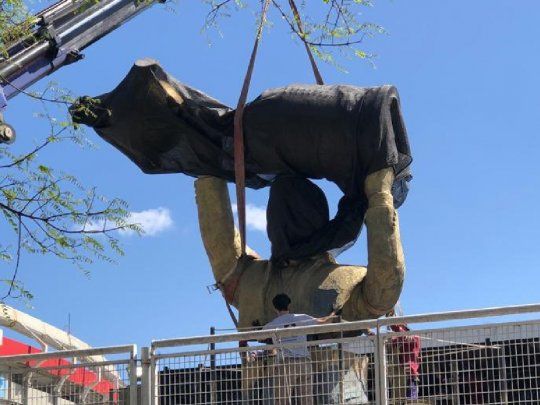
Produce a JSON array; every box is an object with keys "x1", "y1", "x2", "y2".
[{"x1": 0, "y1": 0, "x2": 162, "y2": 142}]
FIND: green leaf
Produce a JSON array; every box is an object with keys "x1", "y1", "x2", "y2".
[
  {"x1": 355, "y1": 50, "x2": 368, "y2": 59},
  {"x1": 38, "y1": 165, "x2": 51, "y2": 175}
]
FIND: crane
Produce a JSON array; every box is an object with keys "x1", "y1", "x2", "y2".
[{"x1": 0, "y1": 0, "x2": 163, "y2": 143}]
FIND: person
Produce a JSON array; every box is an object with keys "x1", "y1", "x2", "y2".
[
  {"x1": 263, "y1": 293, "x2": 334, "y2": 405},
  {"x1": 387, "y1": 309, "x2": 421, "y2": 403},
  {"x1": 194, "y1": 167, "x2": 406, "y2": 330}
]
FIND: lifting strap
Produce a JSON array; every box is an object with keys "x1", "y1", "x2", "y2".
[
  {"x1": 233, "y1": 0, "x2": 324, "y2": 255},
  {"x1": 228, "y1": 0, "x2": 324, "y2": 331},
  {"x1": 288, "y1": 0, "x2": 324, "y2": 85},
  {"x1": 233, "y1": 0, "x2": 272, "y2": 255}
]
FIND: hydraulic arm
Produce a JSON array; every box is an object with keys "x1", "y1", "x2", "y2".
[{"x1": 0, "y1": 0, "x2": 162, "y2": 143}]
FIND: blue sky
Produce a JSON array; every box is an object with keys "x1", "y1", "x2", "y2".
[{"x1": 2, "y1": 1, "x2": 540, "y2": 348}]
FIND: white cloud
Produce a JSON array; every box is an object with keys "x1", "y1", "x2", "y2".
[
  {"x1": 232, "y1": 203, "x2": 267, "y2": 232},
  {"x1": 86, "y1": 207, "x2": 173, "y2": 237},
  {"x1": 120, "y1": 207, "x2": 173, "y2": 236}
]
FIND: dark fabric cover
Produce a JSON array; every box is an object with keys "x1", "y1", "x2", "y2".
[
  {"x1": 267, "y1": 176, "x2": 366, "y2": 266},
  {"x1": 70, "y1": 59, "x2": 412, "y2": 260}
]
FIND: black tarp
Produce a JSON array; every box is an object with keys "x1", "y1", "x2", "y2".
[
  {"x1": 70, "y1": 59, "x2": 412, "y2": 259},
  {"x1": 266, "y1": 176, "x2": 367, "y2": 266}
]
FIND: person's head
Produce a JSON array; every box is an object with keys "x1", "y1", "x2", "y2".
[
  {"x1": 389, "y1": 324, "x2": 410, "y2": 332},
  {"x1": 272, "y1": 293, "x2": 291, "y2": 313}
]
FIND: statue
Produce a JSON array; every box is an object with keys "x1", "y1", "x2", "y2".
[
  {"x1": 196, "y1": 168, "x2": 404, "y2": 328},
  {"x1": 70, "y1": 58, "x2": 411, "y2": 326}
]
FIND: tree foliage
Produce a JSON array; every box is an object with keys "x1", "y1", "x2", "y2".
[
  {"x1": 0, "y1": 88, "x2": 140, "y2": 302},
  {"x1": 0, "y1": 2, "x2": 140, "y2": 301},
  {"x1": 0, "y1": 0, "x2": 36, "y2": 58},
  {"x1": 203, "y1": 0, "x2": 384, "y2": 66}
]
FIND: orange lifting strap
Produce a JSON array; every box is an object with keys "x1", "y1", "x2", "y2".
[{"x1": 233, "y1": 0, "x2": 324, "y2": 255}]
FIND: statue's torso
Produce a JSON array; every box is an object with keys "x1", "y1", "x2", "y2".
[{"x1": 235, "y1": 255, "x2": 367, "y2": 329}]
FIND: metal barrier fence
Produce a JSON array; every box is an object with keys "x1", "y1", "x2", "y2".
[
  {"x1": 0, "y1": 345, "x2": 137, "y2": 404},
  {"x1": 150, "y1": 304, "x2": 540, "y2": 405},
  {"x1": 151, "y1": 323, "x2": 378, "y2": 405},
  {"x1": 0, "y1": 303, "x2": 539, "y2": 404},
  {"x1": 382, "y1": 320, "x2": 540, "y2": 404}
]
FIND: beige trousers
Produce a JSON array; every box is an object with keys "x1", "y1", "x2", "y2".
[{"x1": 273, "y1": 357, "x2": 314, "y2": 405}]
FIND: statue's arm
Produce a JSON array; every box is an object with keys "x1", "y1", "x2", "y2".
[
  {"x1": 195, "y1": 177, "x2": 259, "y2": 285},
  {"x1": 359, "y1": 168, "x2": 406, "y2": 318}
]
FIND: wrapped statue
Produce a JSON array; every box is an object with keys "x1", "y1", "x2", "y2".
[{"x1": 70, "y1": 58, "x2": 412, "y2": 326}]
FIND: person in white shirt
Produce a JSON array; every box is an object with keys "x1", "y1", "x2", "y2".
[{"x1": 263, "y1": 293, "x2": 335, "y2": 405}]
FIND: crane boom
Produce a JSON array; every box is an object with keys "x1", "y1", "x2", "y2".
[{"x1": 0, "y1": 0, "x2": 162, "y2": 142}]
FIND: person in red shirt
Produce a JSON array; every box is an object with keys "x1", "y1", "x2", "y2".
[
  {"x1": 386, "y1": 305, "x2": 421, "y2": 402},
  {"x1": 389, "y1": 323, "x2": 421, "y2": 400}
]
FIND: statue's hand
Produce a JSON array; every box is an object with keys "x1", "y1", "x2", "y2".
[{"x1": 69, "y1": 96, "x2": 111, "y2": 128}]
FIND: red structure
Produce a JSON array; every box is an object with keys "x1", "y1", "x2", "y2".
[{"x1": 0, "y1": 336, "x2": 114, "y2": 395}]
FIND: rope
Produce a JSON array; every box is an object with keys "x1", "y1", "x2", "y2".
[
  {"x1": 216, "y1": 282, "x2": 239, "y2": 328},
  {"x1": 224, "y1": 299, "x2": 239, "y2": 328},
  {"x1": 233, "y1": 0, "x2": 272, "y2": 254}
]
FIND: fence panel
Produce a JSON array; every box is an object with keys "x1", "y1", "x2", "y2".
[
  {"x1": 152, "y1": 320, "x2": 379, "y2": 405},
  {"x1": 382, "y1": 320, "x2": 540, "y2": 405},
  {"x1": 0, "y1": 345, "x2": 138, "y2": 405},
  {"x1": 150, "y1": 304, "x2": 540, "y2": 405}
]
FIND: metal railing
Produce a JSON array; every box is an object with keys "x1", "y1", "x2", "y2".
[
  {"x1": 0, "y1": 345, "x2": 137, "y2": 404},
  {"x1": 149, "y1": 304, "x2": 540, "y2": 405},
  {"x1": 0, "y1": 303, "x2": 538, "y2": 404},
  {"x1": 151, "y1": 320, "x2": 378, "y2": 404}
]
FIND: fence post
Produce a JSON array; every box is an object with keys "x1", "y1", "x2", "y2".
[
  {"x1": 151, "y1": 347, "x2": 158, "y2": 405},
  {"x1": 210, "y1": 327, "x2": 217, "y2": 404},
  {"x1": 376, "y1": 325, "x2": 388, "y2": 405},
  {"x1": 374, "y1": 332, "x2": 380, "y2": 405},
  {"x1": 129, "y1": 346, "x2": 138, "y2": 405},
  {"x1": 22, "y1": 371, "x2": 30, "y2": 404},
  {"x1": 141, "y1": 347, "x2": 151, "y2": 405},
  {"x1": 7, "y1": 367, "x2": 13, "y2": 402},
  {"x1": 499, "y1": 347, "x2": 509, "y2": 404}
]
